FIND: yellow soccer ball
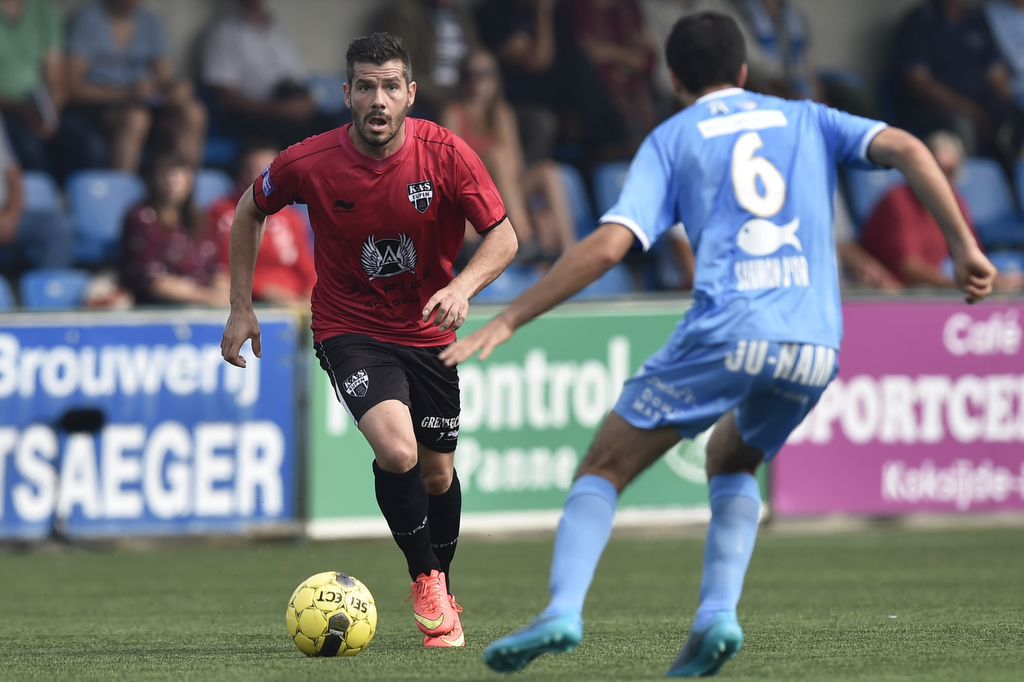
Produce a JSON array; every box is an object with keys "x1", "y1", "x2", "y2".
[{"x1": 286, "y1": 571, "x2": 377, "y2": 656}]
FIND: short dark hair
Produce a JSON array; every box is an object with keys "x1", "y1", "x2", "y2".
[
  {"x1": 665, "y1": 12, "x2": 746, "y2": 95},
  {"x1": 346, "y1": 32, "x2": 412, "y2": 86}
]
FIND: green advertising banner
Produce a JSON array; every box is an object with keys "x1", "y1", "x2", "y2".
[{"x1": 307, "y1": 301, "x2": 768, "y2": 538}]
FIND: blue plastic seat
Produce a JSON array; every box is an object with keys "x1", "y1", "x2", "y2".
[
  {"x1": 571, "y1": 263, "x2": 636, "y2": 300},
  {"x1": 592, "y1": 161, "x2": 631, "y2": 216},
  {"x1": 308, "y1": 73, "x2": 349, "y2": 115},
  {"x1": 955, "y1": 157, "x2": 1024, "y2": 249},
  {"x1": 193, "y1": 168, "x2": 235, "y2": 210},
  {"x1": 0, "y1": 275, "x2": 15, "y2": 311},
  {"x1": 844, "y1": 167, "x2": 904, "y2": 225},
  {"x1": 66, "y1": 170, "x2": 146, "y2": 266},
  {"x1": 558, "y1": 163, "x2": 596, "y2": 238},
  {"x1": 19, "y1": 268, "x2": 91, "y2": 310},
  {"x1": 986, "y1": 250, "x2": 1024, "y2": 275},
  {"x1": 473, "y1": 265, "x2": 540, "y2": 303},
  {"x1": 21, "y1": 170, "x2": 63, "y2": 212}
]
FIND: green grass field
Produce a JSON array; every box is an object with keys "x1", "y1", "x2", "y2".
[{"x1": 1, "y1": 526, "x2": 1022, "y2": 682}]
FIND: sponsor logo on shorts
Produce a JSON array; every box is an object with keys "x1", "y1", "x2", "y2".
[
  {"x1": 421, "y1": 416, "x2": 459, "y2": 429},
  {"x1": 438, "y1": 429, "x2": 459, "y2": 441},
  {"x1": 724, "y1": 340, "x2": 835, "y2": 387},
  {"x1": 343, "y1": 369, "x2": 369, "y2": 398},
  {"x1": 407, "y1": 180, "x2": 433, "y2": 213}
]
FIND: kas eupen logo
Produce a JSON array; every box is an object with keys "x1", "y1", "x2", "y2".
[
  {"x1": 343, "y1": 369, "x2": 369, "y2": 398},
  {"x1": 361, "y1": 233, "x2": 417, "y2": 280},
  {"x1": 407, "y1": 180, "x2": 433, "y2": 213}
]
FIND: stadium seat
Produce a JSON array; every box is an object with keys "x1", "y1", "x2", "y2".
[
  {"x1": 21, "y1": 170, "x2": 63, "y2": 213},
  {"x1": 844, "y1": 167, "x2": 904, "y2": 224},
  {"x1": 66, "y1": 170, "x2": 146, "y2": 266},
  {"x1": 308, "y1": 73, "x2": 349, "y2": 115},
  {"x1": 0, "y1": 275, "x2": 15, "y2": 311},
  {"x1": 986, "y1": 250, "x2": 1024, "y2": 275},
  {"x1": 558, "y1": 163, "x2": 596, "y2": 238},
  {"x1": 473, "y1": 265, "x2": 540, "y2": 303},
  {"x1": 955, "y1": 157, "x2": 1024, "y2": 249},
  {"x1": 571, "y1": 263, "x2": 636, "y2": 300},
  {"x1": 1015, "y1": 159, "x2": 1024, "y2": 214},
  {"x1": 19, "y1": 268, "x2": 91, "y2": 310},
  {"x1": 592, "y1": 161, "x2": 631, "y2": 216},
  {"x1": 193, "y1": 168, "x2": 235, "y2": 210}
]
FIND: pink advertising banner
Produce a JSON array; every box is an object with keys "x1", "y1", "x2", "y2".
[{"x1": 773, "y1": 299, "x2": 1024, "y2": 516}]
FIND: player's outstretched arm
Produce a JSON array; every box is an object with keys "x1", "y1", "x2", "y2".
[
  {"x1": 422, "y1": 218, "x2": 518, "y2": 333},
  {"x1": 439, "y1": 222, "x2": 636, "y2": 366},
  {"x1": 221, "y1": 189, "x2": 267, "y2": 368},
  {"x1": 867, "y1": 127, "x2": 996, "y2": 303}
]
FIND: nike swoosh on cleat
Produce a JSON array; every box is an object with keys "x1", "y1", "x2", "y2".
[
  {"x1": 441, "y1": 632, "x2": 465, "y2": 646},
  {"x1": 414, "y1": 613, "x2": 445, "y2": 630}
]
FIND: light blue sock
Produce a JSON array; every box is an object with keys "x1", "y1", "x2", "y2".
[
  {"x1": 692, "y1": 473, "x2": 761, "y2": 631},
  {"x1": 543, "y1": 474, "x2": 619, "y2": 616}
]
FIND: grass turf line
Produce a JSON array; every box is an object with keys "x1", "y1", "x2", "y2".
[{"x1": 0, "y1": 527, "x2": 1022, "y2": 681}]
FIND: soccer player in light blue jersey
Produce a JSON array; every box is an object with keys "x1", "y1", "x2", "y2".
[{"x1": 440, "y1": 12, "x2": 995, "y2": 678}]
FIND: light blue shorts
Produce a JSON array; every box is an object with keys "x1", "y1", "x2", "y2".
[{"x1": 612, "y1": 338, "x2": 838, "y2": 461}]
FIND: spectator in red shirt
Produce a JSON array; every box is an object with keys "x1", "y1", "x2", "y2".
[
  {"x1": 209, "y1": 140, "x2": 315, "y2": 306},
  {"x1": 860, "y1": 131, "x2": 1022, "y2": 290},
  {"x1": 120, "y1": 152, "x2": 229, "y2": 306}
]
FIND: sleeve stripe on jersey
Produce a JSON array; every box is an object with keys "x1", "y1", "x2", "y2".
[
  {"x1": 599, "y1": 214, "x2": 651, "y2": 252},
  {"x1": 479, "y1": 213, "x2": 508, "y2": 235},
  {"x1": 249, "y1": 182, "x2": 270, "y2": 215},
  {"x1": 857, "y1": 122, "x2": 888, "y2": 165}
]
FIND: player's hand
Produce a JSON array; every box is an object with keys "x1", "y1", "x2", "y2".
[
  {"x1": 439, "y1": 315, "x2": 514, "y2": 367},
  {"x1": 422, "y1": 284, "x2": 470, "y2": 333},
  {"x1": 221, "y1": 305, "x2": 262, "y2": 368},
  {"x1": 952, "y1": 247, "x2": 996, "y2": 304}
]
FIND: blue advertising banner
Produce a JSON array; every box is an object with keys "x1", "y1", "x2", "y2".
[{"x1": 0, "y1": 310, "x2": 299, "y2": 539}]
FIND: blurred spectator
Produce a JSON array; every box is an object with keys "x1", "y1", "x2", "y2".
[
  {"x1": 208, "y1": 140, "x2": 315, "y2": 306},
  {"x1": 859, "y1": 131, "x2": 1022, "y2": 291},
  {"x1": 370, "y1": 0, "x2": 479, "y2": 122},
  {"x1": 203, "y1": 0, "x2": 339, "y2": 150},
  {"x1": 832, "y1": 187, "x2": 901, "y2": 290},
  {"x1": 120, "y1": 152, "x2": 228, "y2": 306},
  {"x1": 474, "y1": 0, "x2": 630, "y2": 165},
  {"x1": 0, "y1": 0, "x2": 64, "y2": 172},
  {"x1": 65, "y1": 0, "x2": 207, "y2": 173},
  {"x1": 985, "y1": 0, "x2": 1024, "y2": 110},
  {"x1": 891, "y1": 0, "x2": 1024, "y2": 162},
  {"x1": 0, "y1": 115, "x2": 74, "y2": 271},
  {"x1": 641, "y1": 1, "x2": 749, "y2": 115},
  {"x1": 442, "y1": 49, "x2": 576, "y2": 263},
  {"x1": 561, "y1": 0, "x2": 659, "y2": 141},
  {"x1": 730, "y1": 0, "x2": 875, "y2": 116}
]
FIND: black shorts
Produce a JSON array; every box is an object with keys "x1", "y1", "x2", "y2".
[{"x1": 314, "y1": 333, "x2": 460, "y2": 453}]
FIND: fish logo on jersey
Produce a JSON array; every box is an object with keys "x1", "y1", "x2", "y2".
[
  {"x1": 361, "y1": 233, "x2": 418, "y2": 279},
  {"x1": 736, "y1": 217, "x2": 802, "y2": 256},
  {"x1": 343, "y1": 369, "x2": 369, "y2": 398},
  {"x1": 407, "y1": 180, "x2": 433, "y2": 213}
]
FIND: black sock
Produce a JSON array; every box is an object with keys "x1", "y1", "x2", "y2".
[
  {"x1": 373, "y1": 460, "x2": 440, "y2": 581},
  {"x1": 428, "y1": 469, "x2": 462, "y2": 593}
]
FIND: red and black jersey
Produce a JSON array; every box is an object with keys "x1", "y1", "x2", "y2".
[{"x1": 253, "y1": 118, "x2": 506, "y2": 346}]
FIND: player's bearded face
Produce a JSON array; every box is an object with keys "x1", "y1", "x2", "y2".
[{"x1": 348, "y1": 60, "x2": 414, "y2": 149}]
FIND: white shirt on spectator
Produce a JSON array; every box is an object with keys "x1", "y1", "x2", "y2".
[{"x1": 202, "y1": 9, "x2": 307, "y2": 101}]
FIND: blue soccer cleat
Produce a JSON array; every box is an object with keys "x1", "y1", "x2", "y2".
[
  {"x1": 666, "y1": 612, "x2": 744, "y2": 677},
  {"x1": 483, "y1": 609, "x2": 583, "y2": 673}
]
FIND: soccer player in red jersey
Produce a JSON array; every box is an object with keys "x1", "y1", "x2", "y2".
[{"x1": 220, "y1": 33, "x2": 518, "y2": 648}]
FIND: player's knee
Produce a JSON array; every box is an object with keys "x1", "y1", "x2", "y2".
[
  {"x1": 372, "y1": 440, "x2": 419, "y2": 474},
  {"x1": 420, "y1": 465, "x2": 453, "y2": 495}
]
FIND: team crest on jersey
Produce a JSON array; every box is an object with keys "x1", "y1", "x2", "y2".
[
  {"x1": 343, "y1": 369, "x2": 369, "y2": 398},
  {"x1": 407, "y1": 180, "x2": 433, "y2": 213},
  {"x1": 361, "y1": 233, "x2": 418, "y2": 279}
]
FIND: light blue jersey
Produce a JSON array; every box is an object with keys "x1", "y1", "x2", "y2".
[{"x1": 602, "y1": 87, "x2": 887, "y2": 350}]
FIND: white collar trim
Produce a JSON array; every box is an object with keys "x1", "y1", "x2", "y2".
[{"x1": 695, "y1": 87, "x2": 745, "y2": 104}]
